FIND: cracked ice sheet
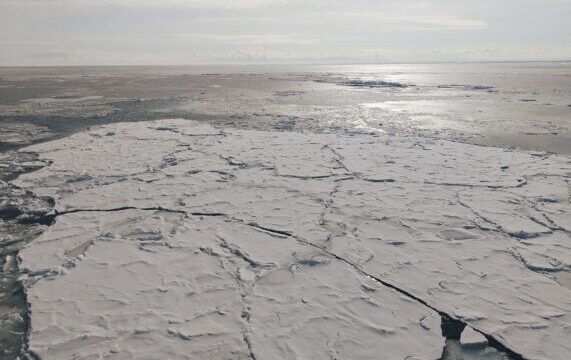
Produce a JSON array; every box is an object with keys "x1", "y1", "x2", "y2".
[
  {"x1": 15, "y1": 119, "x2": 571, "y2": 359},
  {"x1": 325, "y1": 153, "x2": 571, "y2": 358},
  {"x1": 19, "y1": 210, "x2": 443, "y2": 360}
]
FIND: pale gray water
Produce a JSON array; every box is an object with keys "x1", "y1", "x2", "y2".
[
  {"x1": 302, "y1": 62, "x2": 571, "y2": 153},
  {"x1": 1, "y1": 62, "x2": 570, "y2": 154}
]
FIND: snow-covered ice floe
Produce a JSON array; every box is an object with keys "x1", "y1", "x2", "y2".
[{"x1": 14, "y1": 119, "x2": 571, "y2": 359}]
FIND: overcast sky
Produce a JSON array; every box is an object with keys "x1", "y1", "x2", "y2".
[{"x1": 1, "y1": 0, "x2": 570, "y2": 66}]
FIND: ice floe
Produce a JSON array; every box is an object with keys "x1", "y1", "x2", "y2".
[{"x1": 13, "y1": 119, "x2": 571, "y2": 360}]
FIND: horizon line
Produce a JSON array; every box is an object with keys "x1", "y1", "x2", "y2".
[{"x1": 1, "y1": 59, "x2": 571, "y2": 68}]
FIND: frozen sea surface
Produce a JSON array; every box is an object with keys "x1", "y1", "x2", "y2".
[
  {"x1": 11, "y1": 119, "x2": 571, "y2": 360},
  {"x1": 1, "y1": 62, "x2": 570, "y2": 154},
  {"x1": 0, "y1": 63, "x2": 570, "y2": 359}
]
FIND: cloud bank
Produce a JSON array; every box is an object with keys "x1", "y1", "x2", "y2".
[{"x1": 0, "y1": 0, "x2": 570, "y2": 65}]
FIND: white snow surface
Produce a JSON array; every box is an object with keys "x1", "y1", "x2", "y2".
[{"x1": 15, "y1": 119, "x2": 571, "y2": 359}]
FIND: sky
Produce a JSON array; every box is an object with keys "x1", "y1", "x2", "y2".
[{"x1": 1, "y1": 0, "x2": 570, "y2": 66}]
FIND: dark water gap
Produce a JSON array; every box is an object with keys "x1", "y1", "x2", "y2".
[{"x1": 0, "y1": 151, "x2": 53, "y2": 359}]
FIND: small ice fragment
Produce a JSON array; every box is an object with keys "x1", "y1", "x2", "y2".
[
  {"x1": 2, "y1": 255, "x2": 14, "y2": 273},
  {"x1": 460, "y1": 327, "x2": 488, "y2": 347}
]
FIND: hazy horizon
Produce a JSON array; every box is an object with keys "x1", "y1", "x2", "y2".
[
  {"x1": 2, "y1": 60, "x2": 571, "y2": 69},
  {"x1": 2, "y1": 0, "x2": 571, "y2": 66}
]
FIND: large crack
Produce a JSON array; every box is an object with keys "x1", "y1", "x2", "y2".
[
  {"x1": 292, "y1": 148, "x2": 525, "y2": 359},
  {"x1": 14, "y1": 185, "x2": 530, "y2": 360},
  {"x1": 270, "y1": 227, "x2": 526, "y2": 360},
  {"x1": 8, "y1": 142, "x2": 557, "y2": 360},
  {"x1": 226, "y1": 214, "x2": 526, "y2": 359},
  {"x1": 39, "y1": 201, "x2": 527, "y2": 359},
  {"x1": 38, "y1": 206, "x2": 227, "y2": 225},
  {"x1": 238, "y1": 183, "x2": 523, "y2": 356},
  {"x1": 18, "y1": 203, "x2": 528, "y2": 359}
]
